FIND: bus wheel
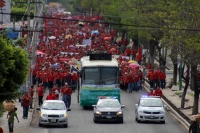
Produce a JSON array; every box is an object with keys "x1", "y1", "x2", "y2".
[{"x1": 83, "y1": 106, "x2": 87, "y2": 109}]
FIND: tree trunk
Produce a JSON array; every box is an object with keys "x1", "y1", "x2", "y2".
[
  {"x1": 149, "y1": 40, "x2": 157, "y2": 67},
  {"x1": 191, "y1": 65, "x2": 199, "y2": 115},
  {"x1": 173, "y1": 60, "x2": 178, "y2": 85},
  {"x1": 180, "y1": 77, "x2": 189, "y2": 109}
]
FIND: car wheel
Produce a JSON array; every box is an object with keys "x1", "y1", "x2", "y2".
[
  {"x1": 160, "y1": 121, "x2": 165, "y2": 124},
  {"x1": 93, "y1": 116, "x2": 98, "y2": 123},
  {"x1": 136, "y1": 114, "x2": 140, "y2": 123},
  {"x1": 119, "y1": 118, "x2": 123, "y2": 123},
  {"x1": 38, "y1": 122, "x2": 42, "y2": 127},
  {"x1": 63, "y1": 124, "x2": 68, "y2": 128},
  {"x1": 83, "y1": 106, "x2": 87, "y2": 109}
]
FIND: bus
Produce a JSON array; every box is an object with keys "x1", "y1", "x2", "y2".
[{"x1": 79, "y1": 51, "x2": 121, "y2": 107}]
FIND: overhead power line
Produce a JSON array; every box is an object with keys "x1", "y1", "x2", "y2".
[{"x1": 1, "y1": 12, "x2": 200, "y2": 32}]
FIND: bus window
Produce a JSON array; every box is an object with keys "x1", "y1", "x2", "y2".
[
  {"x1": 101, "y1": 67, "x2": 118, "y2": 85},
  {"x1": 83, "y1": 68, "x2": 100, "y2": 84}
]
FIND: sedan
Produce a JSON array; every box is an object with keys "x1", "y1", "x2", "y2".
[
  {"x1": 37, "y1": 100, "x2": 68, "y2": 127},
  {"x1": 93, "y1": 97, "x2": 125, "y2": 123}
]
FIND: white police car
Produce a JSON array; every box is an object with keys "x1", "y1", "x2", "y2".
[
  {"x1": 135, "y1": 96, "x2": 166, "y2": 124},
  {"x1": 92, "y1": 96, "x2": 125, "y2": 123}
]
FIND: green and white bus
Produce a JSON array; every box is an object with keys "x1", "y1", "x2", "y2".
[{"x1": 79, "y1": 52, "x2": 121, "y2": 107}]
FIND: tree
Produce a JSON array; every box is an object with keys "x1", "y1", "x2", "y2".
[{"x1": 0, "y1": 36, "x2": 29, "y2": 102}]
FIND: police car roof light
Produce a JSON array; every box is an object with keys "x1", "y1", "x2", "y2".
[
  {"x1": 141, "y1": 95, "x2": 148, "y2": 98},
  {"x1": 98, "y1": 96, "x2": 117, "y2": 99}
]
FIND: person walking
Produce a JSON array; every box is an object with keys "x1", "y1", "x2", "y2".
[
  {"x1": 7, "y1": 107, "x2": 19, "y2": 133},
  {"x1": 37, "y1": 83, "x2": 44, "y2": 106},
  {"x1": 61, "y1": 83, "x2": 72, "y2": 111},
  {"x1": 46, "y1": 90, "x2": 56, "y2": 100},
  {"x1": 21, "y1": 92, "x2": 31, "y2": 119}
]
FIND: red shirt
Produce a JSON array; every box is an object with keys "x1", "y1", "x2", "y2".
[
  {"x1": 148, "y1": 92, "x2": 155, "y2": 96},
  {"x1": 72, "y1": 74, "x2": 77, "y2": 81},
  {"x1": 48, "y1": 74, "x2": 54, "y2": 82},
  {"x1": 154, "y1": 89, "x2": 162, "y2": 98},
  {"x1": 38, "y1": 87, "x2": 44, "y2": 96},
  {"x1": 125, "y1": 49, "x2": 131, "y2": 55},
  {"x1": 136, "y1": 54, "x2": 142, "y2": 61},
  {"x1": 21, "y1": 95, "x2": 31, "y2": 106},
  {"x1": 52, "y1": 87, "x2": 60, "y2": 98},
  {"x1": 46, "y1": 94, "x2": 56, "y2": 100}
]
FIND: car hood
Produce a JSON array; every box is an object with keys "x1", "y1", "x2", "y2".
[
  {"x1": 41, "y1": 109, "x2": 66, "y2": 115},
  {"x1": 139, "y1": 106, "x2": 164, "y2": 111},
  {"x1": 97, "y1": 107, "x2": 121, "y2": 112}
]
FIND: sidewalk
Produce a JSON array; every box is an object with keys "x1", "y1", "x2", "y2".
[
  {"x1": 0, "y1": 86, "x2": 46, "y2": 133},
  {"x1": 144, "y1": 78, "x2": 195, "y2": 129}
]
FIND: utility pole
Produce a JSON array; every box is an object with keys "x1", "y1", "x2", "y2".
[{"x1": 14, "y1": 0, "x2": 44, "y2": 89}]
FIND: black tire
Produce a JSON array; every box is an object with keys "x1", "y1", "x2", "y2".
[
  {"x1": 38, "y1": 122, "x2": 42, "y2": 127},
  {"x1": 93, "y1": 116, "x2": 98, "y2": 123},
  {"x1": 83, "y1": 106, "x2": 87, "y2": 109},
  {"x1": 119, "y1": 118, "x2": 123, "y2": 123},
  {"x1": 63, "y1": 124, "x2": 68, "y2": 128}
]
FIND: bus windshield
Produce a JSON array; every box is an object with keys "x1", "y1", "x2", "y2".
[{"x1": 82, "y1": 67, "x2": 118, "y2": 85}]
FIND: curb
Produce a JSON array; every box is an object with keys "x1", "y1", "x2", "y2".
[{"x1": 143, "y1": 81, "x2": 190, "y2": 130}]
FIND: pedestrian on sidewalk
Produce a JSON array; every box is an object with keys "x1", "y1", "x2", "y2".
[
  {"x1": 148, "y1": 89, "x2": 155, "y2": 96},
  {"x1": 29, "y1": 85, "x2": 34, "y2": 109},
  {"x1": 37, "y1": 83, "x2": 44, "y2": 107},
  {"x1": 21, "y1": 92, "x2": 31, "y2": 119},
  {"x1": 0, "y1": 127, "x2": 3, "y2": 133},
  {"x1": 7, "y1": 107, "x2": 19, "y2": 133}
]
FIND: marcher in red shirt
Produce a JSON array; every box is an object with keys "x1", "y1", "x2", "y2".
[
  {"x1": 148, "y1": 89, "x2": 155, "y2": 96},
  {"x1": 52, "y1": 84, "x2": 60, "y2": 100},
  {"x1": 136, "y1": 53, "x2": 142, "y2": 65},
  {"x1": 21, "y1": 92, "x2": 31, "y2": 119},
  {"x1": 159, "y1": 71, "x2": 166, "y2": 89},
  {"x1": 61, "y1": 83, "x2": 73, "y2": 111},
  {"x1": 29, "y1": 85, "x2": 34, "y2": 109},
  {"x1": 154, "y1": 87, "x2": 163, "y2": 98},
  {"x1": 46, "y1": 90, "x2": 56, "y2": 100},
  {"x1": 125, "y1": 47, "x2": 131, "y2": 58},
  {"x1": 37, "y1": 83, "x2": 44, "y2": 106}
]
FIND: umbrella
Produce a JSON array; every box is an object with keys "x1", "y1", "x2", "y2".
[
  {"x1": 91, "y1": 18, "x2": 97, "y2": 21},
  {"x1": 65, "y1": 34, "x2": 72, "y2": 39},
  {"x1": 49, "y1": 36, "x2": 56, "y2": 39},
  {"x1": 68, "y1": 61, "x2": 77, "y2": 65},
  {"x1": 36, "y1": 50, "x2": 45, "y2": 55},
  {"x1": 128, "y1": 60, "x2": 137, "y2": 64},
  {"x1": 51, "y1": 63, "x2": 60, "y2": 68},
  {"x1": 129, "y1": 63, "x2": 141, "y2": 69},
  {"x1": 104, "y1": 37, "x2": 111, "y2": 41},
  {"x1": 94, "y1": 30, "x2": 99, "y2": 35},
  {"x1": 66, "y1": 16, "x2": 72, "y2": 20},
  {"x1": 110, "y1": 48, "x2": 116, "y2": 53},
  {"x1": 78, "y1": 22, "x2": 84, "y2": 25}
]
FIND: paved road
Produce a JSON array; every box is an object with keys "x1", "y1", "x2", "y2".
[{"x1": 31, "y1": 90, "x2": 187, "y2": 133}]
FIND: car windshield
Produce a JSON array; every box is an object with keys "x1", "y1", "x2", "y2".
[
  {"x1": 41, "y1": 102, "x2": 66, "y2": 110},
  {"x1": 140, "y1": 99, "x2": 162, "y2": 107},
  {"x1": 82, "y1": 67, "x2": 118, "y2": 85},
  {"x1": 97, "y1": 100, "x2": 121, "y2": 108}
]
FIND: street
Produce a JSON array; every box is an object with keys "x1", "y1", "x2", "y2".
[{"x1": 31, "y1": 90, "x2": 187, "y2": 133}]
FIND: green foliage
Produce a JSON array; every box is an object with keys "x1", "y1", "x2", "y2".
[
  {"x1": 11, "y1": 7, "x2": 34, "y2": 22},
  {"x1": 0, "y1": 37, "x2": 30, "y2": 102},
  {"x1": 14, "y1": 38, "x2": 25, "y2": 47}
]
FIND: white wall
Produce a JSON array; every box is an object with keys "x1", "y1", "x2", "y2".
[{"x1": 0, "y1": 0, "x2": 11, "y2": 24}]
